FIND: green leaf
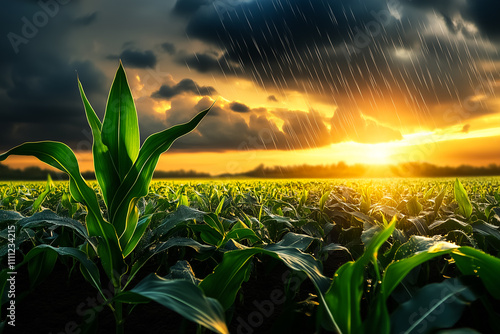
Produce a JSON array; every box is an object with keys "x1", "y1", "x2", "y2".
[
  {"x1": 128, "y1": 238, "x2": 214, "y2": 287},
  {"x1": 200, "y1": 244, "x2": 330, "y2": 311},
  {"x1": 18, "y1": 209, "x2": 89, "y2": 241},
  {"x1": 451, "y1": 247, "x2": 500, "y2": 299},
  {"x1": 108, "y1": 105, "x2": 212, "y2": 246},
  {"x1": 101, "y1": 62, "x2": 140, "y2": 181},
  {"x1": 393, "y1": 236, "x2": 457, "y2": 261},
  {"x1": 454, "y1": 179, "x2": 472, "y2": 219},
  {"x1": 275, "y1": 232, "x2": 317, "y2": 251},
  {"x1": 204, "y1": 213, "x2": 225, "y2": 236},
  {"x1": 27, "y1": 248, "x2": 58, "y2": 289},
  {"x1": 319, "y1": 190, "x2": 331, "y2": 211},
  {"x1": 154, "y1": 205, "x2": 206, "y2": 238},
  {"x1": 165, "y1": 260, "x2": 201, "y2": 285},
  {"x1": 324, "y1": 216, "x2": 397, "y2": 334},
  {"x1": 434, "y1": 186, "x2": 447, "y2": 215},
  {"x1": 115, "y1": 274, "x2": 228, "y2": 334},
  {"x1": 390, "y1": 278, "x2": 477, "y2": 334},
  {"x1": 177, "y1": 194, "x2": 190, "y2": 208},
  {"x1": 215, "y1": 197, "x2": 225, "y2": 216},
  {"x1": 223, "y1": 228, "x2": 260, "y2": 245},
  {"x1": 0, "y1": 210, "x2": 24, "y2": 225},
  {"x1": 122, "y1": 214, "x2": 152, "y2": 257},
  {"x1": 78, "y1": 78, "x2": 120, "y2": 208},
  {"x1": 31, "y1": 174, "x2": 54, "y2": 213},
  {"x1": 470, "y1": 220, "x2": 500, "y2": 247},
  {"x1": 21, "y1": 245, "x2": 102, "y2": 293},
  {"x1": 0, "y1": 141, "x2": 123, "y2": 286},
  {"x1": 407, "y1": 196, "x2": 422, "y2": 216},
  {"x1": 429, "y1": 218, "x2": 473, "y2": 235},
  {"x1": 383, "y1": 241, "x2": 458, "y2": 297},
  {"x1": 199, "y1": 248, "x2": 254, "y2": 310}
]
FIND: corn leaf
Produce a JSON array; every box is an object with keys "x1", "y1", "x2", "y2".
[
  {"x1": 27, "y1": 249, "x2": 58, "y2": 289},
  {"x1": 451, "y1": 247, "x2": 500, "y2": 299},
  {"x1": 390, "y1": 278, "x2": 477, "y2": 334},
  {"x1": 324, "y1": 216, "x2": 396, "y2": 334},
  {"x1": 383, "y1": 241, "x2": 458, "y2": 297},
  {"x1": 200, "y1": 243, "x2": 331, "y2": 310},
  {"x1": 115, "y1": 274, "x2": 229, "y2": 334},
  {"x1": 108, "y1": 105, "x2": 212, "y2": 250},
  {"x1": 78, "y1": 78, "x2": 120, "y2": 208},
  {"x1": 0, "y1": 142, "x2": 123, "y2": 286},
  {"x1": 31, "y1": 174, "x2": 53, "y2": 213},
  {"x1": 128, "y1": 237, "x2": 215, "y2": 287},
  {"x1": 101, "y1": 62, "x2": 140, "y2": 181},
  {"x1": 23, "y1": 244, "x2": 101, "y2": 293},
  {"x1": 121, "y1": 214, "x2": 152, "y2": 257},
  {"x1": 454, "y1": 179, "x2": 472, "y2": 219},
  {"x1": 18, "y1": 209, "x2": 89, "y2": 241}
]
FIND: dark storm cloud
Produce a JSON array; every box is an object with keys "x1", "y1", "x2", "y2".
[
  {"x1": 0, "y1": 0, "x2": 109, "y2": 150},
  {"x1": 163, "y1": 97, "x2": 354, "y2": 151},
  {"x1": 462, "y1": 0, "x2": 500, "y2": 39},
  {"x1": 152, "y1": 78, "x2": 217, "y2": 99},
  {"x1": 267, "y1": 95, "x2": 278, "y2": 102},
  {"x1": 0, "y1": 58, "x2": 107, "y2": 150},
  {"x1": 229, "y1": 101, "x2": 250, "y2": 113},
  {"x1": 173, "y1": 0, "x2": 213, "y2": 17},
  {"x1": 176, "y1": 0, "x2": 500, "y2": 136},
  {"x1": 161, "y1": 42, "x2": 176, "y2": 55},
  {"x1": 108, "y1": 49, "x2": 157, "y2": 69},
  {"x1": 73, "y1": 12, "x2": 98, "y2": 26},
  {"x1": 181, "y1": 52, "x2": 242, "y2": 75},
  {"x1": 404, "y1": 0, "x2": 500, "y2": 39}
]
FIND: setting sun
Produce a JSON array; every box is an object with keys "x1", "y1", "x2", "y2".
[{"x1": 364, "y1": 144, "x2": 394, "y2": 164}]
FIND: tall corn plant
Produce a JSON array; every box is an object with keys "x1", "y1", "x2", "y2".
[{"x1": 0, "y1": 63, "x2": 228, "y2": 334}]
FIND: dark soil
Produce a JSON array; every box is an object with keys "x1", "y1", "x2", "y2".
[{"x1": 3, "y1": 262, "x2": 194, "y2": 334}]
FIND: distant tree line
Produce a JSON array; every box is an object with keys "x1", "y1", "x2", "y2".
[
  {"x1": 1, "y1": 162, "x2": 499, "y2": 180},
  {"x1": 240, "y1": 162, "x2": 500, "y2": 178},
  {"x1": 0, "y1": 164, "x2": 209, "y2": 180}
]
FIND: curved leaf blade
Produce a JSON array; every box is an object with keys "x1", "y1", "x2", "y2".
[
  {"x1": 78, "y1": 78, "x2": 120, "y2": 208},
  {"x1": 324, "y1": 216, "x2": 397, "y2": 334},
  {"x1": 454, "y1": 179, "x2": 472, "y2": 219},
  {"x1": 116, "y1": 274, "x2": 228, "y2": 334},
  {"x1": 451, "y1": 247, "x2": 500, "y2": 299},
  {"x1": 0, "y1": 142, "x2": 123, "y2": 285},
  {"x1": 101, "y1": 62, "x2": 140, "y2": 181},
  {"x1": 18, "y1": 209, "x2": 89, "y2": 241},
  {"x1": 109, "y1": 105, "x2": 212, "y2": 243},
  {"x1": 24, "y1": 245, "x2": 101, "y2": 292},
  {"x1": 383, "y1": 241, "x2": 458, "y2": 298},
  {"x1": 200, "y1": 244, "x2": 330, "y2": 310},
  {"x1": 390, "y1": 278, "x2": 477, "y2": 334}
]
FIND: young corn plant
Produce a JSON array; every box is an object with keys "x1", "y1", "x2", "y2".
[
  {"x1": 0, "y1": 63, "x2": 228, "y2": 334},
  {"x1": 319, "y1": 216, "x2": 500, "y2": 334}
]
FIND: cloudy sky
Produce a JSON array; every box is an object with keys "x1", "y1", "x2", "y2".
[{"x1": 1, "y1": 0, "x2": 499, "y2": 174}]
